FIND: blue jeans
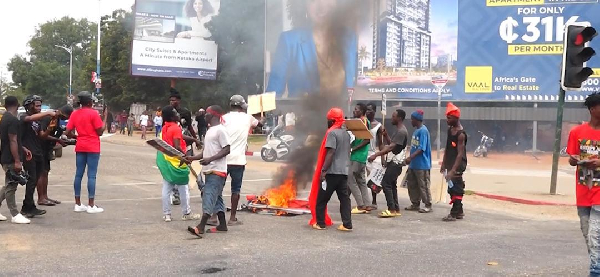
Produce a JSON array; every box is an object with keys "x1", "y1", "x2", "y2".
[
  {"x1": 578, "y1": 206, "x2": 600, "y2": 276},
  {"x1": 74, "y1": 152, "x2": 100, "y2": 199},
  {"x1": 155, "y1": 125, "x2": 162, "y2": 137},
  {"x1": 227, "y1": 165, "x2": 245, "y2": 195},
  {"x1": 202, "y1": 174, "x2": 226, "y2": 215}
]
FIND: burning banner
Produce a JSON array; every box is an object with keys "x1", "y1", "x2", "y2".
[{"x1": 243, "y1": 171, "x2": 310, "y2": 215}]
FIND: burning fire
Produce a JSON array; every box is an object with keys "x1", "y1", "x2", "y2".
[
  {"x1": 265, "y1": 172, "x2": 297, "y2": 208},
  {"x1": 248, "y1": 171, "x2": 297, "y2": 215}
]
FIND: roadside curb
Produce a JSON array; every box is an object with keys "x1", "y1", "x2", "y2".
[
  {"x1": 472, "y1": 192, "x2": 575, "y2": 206},
  {"x1": 246, "y1": 151, "x2": 260, "y2": 157}
]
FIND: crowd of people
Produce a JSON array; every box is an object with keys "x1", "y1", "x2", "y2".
[
  {"x1": 309, "y1": 101, "x2": 467, "y2": 231},
  {"x1": 0, "y1": 91, "x2": 107, "y2": 224}
]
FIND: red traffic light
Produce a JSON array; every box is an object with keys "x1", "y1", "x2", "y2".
[{"x1": 573, "y1": 27, "x2": 598, "y2": 46}]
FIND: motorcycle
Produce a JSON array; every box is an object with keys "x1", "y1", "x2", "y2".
[
  {"x1": 560, "y1": 146, "x2": 568, "y2": 157},
  {"x1": 261, "y1": 125, "x2": 294, "y2": 162},
  {"x1": 473, "y1": 131, "x2": 493, "y2": 158}
]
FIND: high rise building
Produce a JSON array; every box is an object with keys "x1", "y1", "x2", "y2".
[{"x1": 373, "y1": 0, "x2": 431, "y2": 69}]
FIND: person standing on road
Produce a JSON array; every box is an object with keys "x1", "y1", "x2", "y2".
[
  {"x1": 440, "y1": 103, "x2": 467, "y2": 222},
  {"x1": 195, "y1": 108, "x2": 207, "y2": 144},
  {"x1": 404, "y1": 110, "x2": 433, "y2": 213},
  {"x1": 312, "y1": 107, "x2": 353, "y2": 232},
  {"x1": 156, "y1": 106, "x2": 201, "y2": 222},
  {"x1": 66, "y1": 91, "x2": 108, "y2": 214},
  {"x1": 154, "y1": 111, "x2": 163, "y2": 138},
  {"x1": 348, "y1": 103, "x2": 371, "y2": 214},
  {"x1": 368, "y1": 109, "x2": 408, "y2": 218},
  {"x1": 140, "y1": 111, "x2": 149, "y2": 140},
  {"x1": 567, "y1": 92, "x2": 600, "y2": 276},
  {"x1": 20, "y1": 95, "x2": 56, "y2": 218},
  {"x1": 37, "y1": 105, "x2": 73, "y2": 206},
  {"x1": 0, "y1": 96, "x2": 31, "y2": 224},
  {"x1": 119, "y1": 110, "x2": 128, "y2": 135},
  {"x1": 127, "y1": 113, "x2": 135, "y2": 136},
  {"x1": 168, "y1": 88, "x2": 199, "y2": 205},
  {"x1": 221, "y1": 95, "x2": 261, "y2": 225},
  {"x1": 186, "y1": 105, "x2": 231, "y2": 238},
  {"x1": 366, "y1": 102, "x2": 383, "y2": 209}
]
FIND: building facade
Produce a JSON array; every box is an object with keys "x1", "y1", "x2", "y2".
[{"x1": 373, "y1": 0, "x2": 432, "y2": 69}]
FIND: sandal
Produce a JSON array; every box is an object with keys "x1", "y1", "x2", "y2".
[
  {"x1": 206, "y1": 227, "x2": 228, "y2": 233},
  {"x1": 48, "y1": 198, "x2": 61, "y2": 205},
  {"x1": 378, "y1": 210, "x2": 395, "y2": 218},
  {"x1": 228, "y1": 219, "x2": 243, "y2": 226},
  {"x1": 38, "y1": 199, "x2": 56, "y2": 206},
  {"x1": 351, "y1": 207, "x2": 367, "y2": 214},
  {"x1": 187, "y1": 226, "x2": 203, "y2": 238}
]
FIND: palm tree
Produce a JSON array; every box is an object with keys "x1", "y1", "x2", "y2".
[{"x1": 358, "y1": 45, "x2": 370, "y2": 75}]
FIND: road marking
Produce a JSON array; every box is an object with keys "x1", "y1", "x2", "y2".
[{"x1": 50, "y1": 179, "x2": 274, "y2": 188}]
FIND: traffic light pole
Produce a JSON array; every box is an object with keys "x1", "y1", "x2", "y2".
[{"x1": 550, "y1": 87, "x2": 566, "y2": 195}]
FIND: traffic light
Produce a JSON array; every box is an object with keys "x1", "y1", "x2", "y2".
[{"x1": 561, "y1": 23, "x2": 597, "y2": 90}]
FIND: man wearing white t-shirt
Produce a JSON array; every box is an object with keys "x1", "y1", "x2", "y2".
[
  {"x1": 222, "y1": 95, "x2": 262, "y2": 225},
  {"x1": 140, "y1": 112, "x2": 149, "y2": 140}
]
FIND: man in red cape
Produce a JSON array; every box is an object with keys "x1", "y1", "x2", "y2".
[{"x1": 309, "y1": 108, "x2": 346, "y2": 227}]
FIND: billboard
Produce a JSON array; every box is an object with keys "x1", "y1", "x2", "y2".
[
  {"x1": 457, "y1": 0, "x2": 600, "y2": 102},
  {"x1": 132, "y1": 0, "x2": 221, "y2": 80},
  {"x1": 265, "y1": 0, "x2": 600, "y2": 101}
]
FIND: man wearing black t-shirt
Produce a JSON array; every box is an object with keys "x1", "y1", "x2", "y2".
[
  {"x1": 0, "y1": 96, "x2": 30, "y2": 223},
  {"x1": 20, "y1": 95, "x2": 56, "y2": 218},
  {"x1": 37, "y1": 105, "x2": 73, "y2": 206}
]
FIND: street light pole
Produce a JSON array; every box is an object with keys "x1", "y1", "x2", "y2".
[
  {"x1": 55, "y1": 45, "x2": 73, "y2": 98},
  {"x1": 96, "y1": 0, "x2": 102, "y2": 101}
]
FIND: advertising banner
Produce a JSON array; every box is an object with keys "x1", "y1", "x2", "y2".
[
  {"x1": 457, "y1": 0, "x2": 600, "y2": 102},
  {"x1": 132, "y1": 0, "x2": 220, "y2": 80},
  {"x1": 265, "y1": 0, "x2": 600, "y2": 102}
]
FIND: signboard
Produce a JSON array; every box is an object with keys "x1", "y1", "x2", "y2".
[
  {"x1": 264, "y1": 0, "x2": 600, "y2": 102},
  {"x1": 131, "y1": 0, "x2": 221, "y2": 80},
  {"x1": 456, "y1": 0, "x2": 600, "y2": 102},
  {"x1": 381, "y1": 94, "x2": 387, "y2": 116},
  {"x1": 431, "y1": 76, "x2": 449, "y2": 96}
]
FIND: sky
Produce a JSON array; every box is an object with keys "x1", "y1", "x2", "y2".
[{"x1": 0, "y1": 0, "x2": 136, "y2": 82}]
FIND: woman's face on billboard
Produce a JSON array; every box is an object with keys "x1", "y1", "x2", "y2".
[
  {"x1": 308, "y1": 0, "x2": 336, "y2": 25},
  {"x1": 193, "y1": 0, "x2": 203, "y2": 14}
]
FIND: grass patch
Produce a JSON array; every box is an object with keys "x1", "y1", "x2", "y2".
[{"x1": 464, "y1": 190, "x2": 475, "y2": 196}]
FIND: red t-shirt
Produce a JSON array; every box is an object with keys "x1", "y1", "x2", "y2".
[
  {"x1": 162, "y1": 122, "x2": 186, "y2": 152},
  {"x1": 567, "y1": 123, "x2": 600, "y2": 206},
  {"x1": 67, "y1": 107, "x2": 103, "y2": 153}
]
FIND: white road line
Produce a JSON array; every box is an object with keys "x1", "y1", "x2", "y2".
[{"x1": 51, "y1": 179, "x2": 274, "y2": 187}]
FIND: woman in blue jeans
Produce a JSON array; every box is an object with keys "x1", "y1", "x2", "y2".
[{"x1": 66, "y1": 91, "x2": 108, "y2": 214}]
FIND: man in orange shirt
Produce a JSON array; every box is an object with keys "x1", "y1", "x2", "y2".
[{"x1": 567, "y1": 92, "x2": 600, "y2": 276}]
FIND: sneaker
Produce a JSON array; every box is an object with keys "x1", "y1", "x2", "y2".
[
  {"x1": 0, "y1": 213, "x2": 6, "y2": 221},
  {"x1": 442, "y1": 214, "x2": 457, "y2": 222},
  {"x1": 24, "y1": 208, "x2": 46, "y2": 217},
  {"x1": 418, "y1": 207, "x2": 433, "y2": 213},
  {"x1": 182, "y1": 213, "x2": 201, "y2": 221},
  {"x1": 74, "y1": 204, "x2": 88, "y2": 212},
  {"x1": 163, "y1": 215, "x2": 172, "y2": 222},
  {"x1": 405, "y1": 205, "x2": 420, "y2": 211},
  {"x1": 11, "y1": 213, "x2": 30, "y2": 224},
  {"x1": 86, "y1": 206, "x2": 104, "y2": 214},
  {"x1": 337, "y1": 225, "x2": 352, "y2": 232}
]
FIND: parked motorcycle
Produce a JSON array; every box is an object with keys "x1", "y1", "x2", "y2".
[
  {"x1": 261, "y1": 126, "x2": 294, "y2": 162},
  {"x1": 560, "y1": 146, "x2": 568, "y2": 157},
  {"x1": 473, "y1": 131, "x2": 493, "y2": 158}
]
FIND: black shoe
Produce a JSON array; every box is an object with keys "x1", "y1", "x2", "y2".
[
  {"x1": 22, "y1": 208, "x2": 46, "y2": 218},
  {"x1": 442, "y1": 214, "x2": 457, "y2": 222}
]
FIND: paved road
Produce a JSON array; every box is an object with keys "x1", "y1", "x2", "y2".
[{"x1": 0, "y1": 142, "x2": 588, "y2": 276}]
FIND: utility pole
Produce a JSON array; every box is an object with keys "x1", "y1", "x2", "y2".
[
  {"x1": 54, "y1": 45, "x2": 73, "y2": 98},
  {"x1": 96, "y1": 0, "x2": 102, "y2": 105}
]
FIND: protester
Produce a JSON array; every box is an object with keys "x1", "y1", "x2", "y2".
[
  {"x1": 348, "y1": 103, "x2": 371, "y2": 214},
  {"x1": 567, "y1": 92, "x2": 600, "y2": 276},
  {"x1": 127, "y1": 113, "x2": 135, "y2": 136},
  {"x1": 220, "y1": 95, "x2": 261, "y2": 225},
  {"x1": 119, "y1": 110, "x2": 128, "y2": 135},
  {"x1": 20, "y1": 95, "x2": 56, "y2": 218},
  {"x1": 65, "y1": 91, "x2": 107, "y2": 214},
  {"x1": 404, "y1": 110, "x2": 433, "y2": 213},
  {"x1": 154, "y1": 110, "x2": 163, "y2": 137},
  {"x1": 311, "y1": 107, "x2": 352, "y2": 231},
  {"x1": 187, "y1": 105, "x2": 231, "y2": 238},
  {"x1": 368, "y1": 109, "x2": 408, "y2": 218},
  {"x1": 155, "y1": 106, "x2": 201, "y2": 222},
  {"x1": 365, "y1": 102, "x2": 383, "y2": 209},
  {"x1": 140, "y1": 111, "x2": 149, "y2": 140},
  {"x1": 37, "y1": 105, "x2": 74, "y2": 206},
  {"x1": 195, "y1": 108, "x2": 207, "y2": 144},
  {"x1": 0, "y1": 96, "x2": 31, "y2": 224},
  {"x1": 440, "y1": 103, "x2": 467, "y2": 222},
  {"x1": 168, "y1": 88, "x2": 199, "y2": 205}
]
